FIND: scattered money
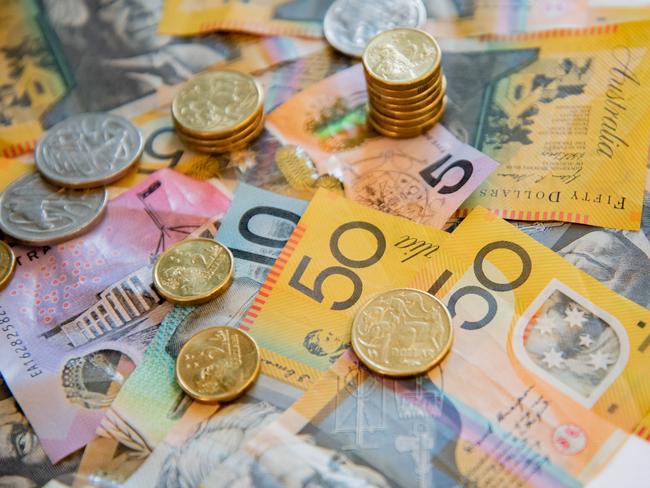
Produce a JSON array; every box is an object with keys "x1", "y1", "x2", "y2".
[
  {"x1": 153, "y1": 238, "x2": 234, "y2": 305},
  {"x1": 172, "y1": 71, "x2": 265, "y2": 154},
  {"x1": 363, "y1": 28, "x2": 447, "y2": 138},
  {"x1": 323, "y1": 0, "x2": 427, "y2": 57},
  {"x1": 0, "y1": 172, "x2": 108, "y2": 245},
  {"x1": 274, "y1": 145, "x2": 344, "y2": 196},
  {"x1": 176, "y1": 327, "x2": 261, "y2": 402},
  {"x1": 0, "y1": 241, "x2": 15, "y2": 292},
  {"x1": 35, "y1": 113, "x2": 144, "y2": 189},
  {"x1": 351, "y1": 288, "x2": 453, "y2": 376}
]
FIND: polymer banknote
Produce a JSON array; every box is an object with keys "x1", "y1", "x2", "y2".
[
  {"x1": 440, "y1": 20, "x2": 650, "y2": 230},
  {"x1": 0, "y1": 170, "x2": 230, "y2": 461},
  {"x1": 266, "y1": 64, "x2": 500, "y2": 228}
]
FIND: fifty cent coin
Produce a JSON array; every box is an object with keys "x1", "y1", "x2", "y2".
[
  {"x1": 36, "y1": 113, "x2": 144, "y2": 189},
  {"x1": 0, "y1": 241, "x2": 16, "y2": 291},
  {"x1": 351, "y1": 288, "x2": 453, "y2": 376},
  {"x1": 0, "y1": 172, "x2": 108, "y2": 246},
  {"x1": 153, "y1": 238, "x2": 234, "y2": 305},
  {"x1": 176, "y1": 326, "x2": 261, "y2": 402},
  {"x1": 324, "y1": 0, "x2": 426, "y2": 57}
]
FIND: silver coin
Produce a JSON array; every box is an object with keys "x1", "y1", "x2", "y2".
[
  {"x1": 35, "y1": 113, "x2": 144, "y2": 189},
  {"x1": 0, "y1": 173, "x2": 108, "y2": 245},
  {"x1": 324, "y1": 0, "x2": 427, "y2": 57}
]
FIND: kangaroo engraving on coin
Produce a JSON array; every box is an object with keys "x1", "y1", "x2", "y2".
[
  {"x1": 0, "y1": 173, "x2": 108, "y2": 245},
  {"x1": 35, "y1": 113, "x2": 144, "y2": 188}
]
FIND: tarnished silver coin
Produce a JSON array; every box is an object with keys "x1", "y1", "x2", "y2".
[
  {"x1": 324, "y1": 0, "x2": 427, "y2": 57},
  {"x1": 0, "y1": 173, "x2": 108, "y2": 245},
  {"x1": 35, "y1": 113, "x2": 144, "y2": 189}
]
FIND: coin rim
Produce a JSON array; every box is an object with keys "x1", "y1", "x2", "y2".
[
  {"x1": 171, "y1": 71, "x2": 264, "y2": 138},
  {"x1": 152, "y1": 238, "x2": 235, "y2": 305},
  {"x1": 175, "y1": 111, "x2": 264, "y2": 147},
  {"x1": 175, "y1": 326, "x2": 262, "y2": 402},
  {"x1": 0, "y1": 172, "x2": 108, "y2": 246},
  {"x1": 362, "y1": 27, "x2": 442, "y2": 87},
  {"x1": 371, "y1": 78, "x2": 447, "y2": 121},
  {"x1": 367, "y1": 75, "x2": 446, "y2": 110},
  {"x1": 323, "y1": 0, "x2": 427, "y2": 58},
  {"x1": 369, "y1": 93, "x2": 445, "y2": 128},
  {"x1": 365, "y1": 66, "x2": 442, "y2": 97},
  {"x1": 0, "y1": 241, "x2": 16, "y2": 292},
  {"x1": 368, "y1": 98, "x2": 447, "y2": 138},
  {"x1": 178, "y1": 119, "x2": 265, "y2": 155},
  {"x1": 35, "y1": 113, "x2": 144, "y2": 189},
  {"x1": 351, "y1": 287, "x2": 454, "y2": 377}
]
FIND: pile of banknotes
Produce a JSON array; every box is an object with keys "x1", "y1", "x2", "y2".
[{"x1": 2, "y1": 0, "x2": 650, "y2": 487}]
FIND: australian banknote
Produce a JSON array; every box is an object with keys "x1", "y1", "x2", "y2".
[
  {"x1": 0, "y1": 0, "x2": 323, "y2": 158},
  {"x1": 439, "y1": 20, "x2": 650, "y2": 230},
  {"x1": 0, "y1": 170, "x2": 230, "y2": 462},
  {"x1": 157, "y1": 0, "x2": 325, "y2": 37},
  {"x1": 267, "y1": 63, "x2": 500, "y2": 228},
  {"x1": 411, "y1": 206, "x2": 650, "y2": 433}
]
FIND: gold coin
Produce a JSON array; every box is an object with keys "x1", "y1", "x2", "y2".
[
  {"x1": 363, "y1": 28, "x2": 441, "y2": 88},
  {"x1": 175, "y1": 326, "x2": 261, "y2": 402},
  {"x1": 371, "y1": 79, "x2": 446, "y2": 121},
  {"x1": 369, "y1": 95, "x2": 445, "y2": 129},
  {"x1": 178, "y1": 119, "x2": 265, "y2": 154},
  {"x1": 367, "y1": 75, "x2": 446, "y2": 109},
  {"x1": 365, "y1": 67, "x2": 442, "y2": 98},
  {"x1": 153, "y1": 238, "x2": 234, "y2": 305},
  {"x1": 351, "y1": 288, "x2": 453, "y2": 377},
  {"x1": 171, "y1": 70, "x2": 263, "y2": 138},
  {"x1": 368, "y1": 99, "x2": 446, "y2": 139},
  {"x1": 174, "y1": 105, "x2": 264, "y2": 142},
  {"x1": 0, "y1": 241, "x2": 16, "y2": 291}
]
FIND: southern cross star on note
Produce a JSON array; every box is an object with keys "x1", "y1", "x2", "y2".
[
  {"x1": 535, "y1": 314, "x2": 556, "y2": 335},
  {"x1": 542, "y1": 348, "x2": 566, "y2": 370},
  {"x1": 578, "y1": 334, "x2": 594, "y2": 348},
  {"x1": 564, "y1": 306, "x2": 588, "y2": 329},
  {"x1": 588, "y1": 350, "x2": 616, "y2": 372}
]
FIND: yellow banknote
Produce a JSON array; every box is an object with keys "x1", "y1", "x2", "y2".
[
  {"x1": 635, "y1": 410, "x2": 650, "y2": 443},
  {"x1": 240, "y1": 350, "x2": 626, "y2": 486},
  {"x1": 0, "y1": 158, "x2": 33, "y2": 192},
  {"x1": 442, "y1": 20, "x2": 650, "y2": 230},
  {"x1": 411, "y1": 206, "x2": 650, "y2": 433},
  {"x1": 158, "y1": 0, "x2": 323, "y2": 37},
  {"x1": 240, "y1": 189, "x2": 449, "y2": 389}
]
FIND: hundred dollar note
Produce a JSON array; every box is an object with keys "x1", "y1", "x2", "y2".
[
  {"x1": 0, "y1": 170, "x2": 230, "y2": 462},
  {"x1": 267, "y1": 64, "x2": 500, "y2": 228},
  {"x1": 158, "y1": 0, "x2": 325, "y2": 37},
  {"x1": 0, "y1": 0, "x2": 323, "y2": 158},
  {"x1": 209, "y1": 349, "x2": 627, "y2": 487},
  {"x1": 411, "y1": 206, "x2": 650, "y2": 433},
  {"x1": 440, "y1": 21, "x2": 650, "y2": 230}
]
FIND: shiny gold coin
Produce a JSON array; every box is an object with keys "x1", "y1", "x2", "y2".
[
  {"x1": 175, "y1": 326, "x2": 261, "y2": 402},
  {"x1": 366, "y1": 75, "x2": 443, "y2": 108},
  {"x1": 177, "y1": 119, "x2": 265, "y2": 154},
  {"x1": 173, "y1": 105, "x2": 264, "y2": 142},
  {"x1": 369, "y1": 96, "x2": 445, "y2": 129},
  {"x1": 368, "y1": 98, "x2": 447, "y2": 139},
  {"x1": 371, "y1": 79, "x2": 446, "y2": 121},
  {"x1": 0, "y1": 241, "x2": 16, "y2": 291},
  {"x1": 351, "y1": 288, "x2": 453, "y2": 377},
  {"x1": 153, "y1": 238, "x2": 234, "y2": 305},
  {"x1": 172, "y1": 70, "x2": 263, "y2": 138},
  {"x1": 365, "y1": 67, "x2": 442, "y2": 98},
  {"x1": 363, "y1": 28, "x2": 441, "y2": 88}
]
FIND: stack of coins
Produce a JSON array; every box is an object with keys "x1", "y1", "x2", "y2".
[
  {"x1": 363, "y1": 27, "x2": 447, "y2": 139},
  {"x1": 172, "y1": 70, "x2": 265, "y2": 154}
]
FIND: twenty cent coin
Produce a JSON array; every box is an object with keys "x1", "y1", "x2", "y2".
[
  {"x1": 324, "y1": 0, "x2": 426, "y2": 57},
  {"x1": 176, "y1": 326, "x2": 261, "y2": 402},
  {"x1": 351, "y1": 288, "x2": 453, "y2": 376},
  {"x1": 153, "y1": 238, "x2": 234, "y2": 305},
  {"x1": 0, "y1": 172, "x2": 108, "y2": 245},
  {"x1": 35, "y1": 113, "x2": 144, "y2": 189},
  {"x1": 0, "y1": 241, "x2": 16, "y2": 291}
]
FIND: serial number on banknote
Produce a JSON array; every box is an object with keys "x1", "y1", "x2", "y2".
[{"x1": 0, "y1": 307, "x2": 42, "y2": 377}]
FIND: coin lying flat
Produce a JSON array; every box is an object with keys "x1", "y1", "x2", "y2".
[
  {"x1": 0, "y1": 241, "x2": 16, "y2": 291},
  {"x1": 172, "y1": 71, "x2": 263, "y2": 138},
  {"x1": 324, "y1": 0, "x2": 426, "y2": 57},
  {"x1": 176, "y1": 326, "x2": 261, "y2": 402},
  {"x1": 35, "y1": 113, "x2": 144, "y2": 189},
  {"x1": 0, "y1": 172, "x2": 108, "y2": 245},
  {"x1": 351, "y1": 288, "x2": 453, "y2": 376},
  {"x1": 153, "y1": 238, "x2": 234, "y2": 305}
]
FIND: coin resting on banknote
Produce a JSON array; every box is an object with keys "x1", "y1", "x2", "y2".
[
  {"x1": 351, "y1": 288, "x2": 453, "y2": 376},
  {"x1": 175, "y1": 326, "x2": 261, "y2": 402},
  {"x1": 153, "y1": 238, "x2": 235, "y2": 305},
  {"x1": 0, "y1": 241, "x2": 16, "y2": 291}
]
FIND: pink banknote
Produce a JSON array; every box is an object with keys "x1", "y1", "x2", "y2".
[
  {"x1": 0, "y1": 169, "x2": 230, "y2": 461},
  {"x1": 266, "y1": 64, "x2": 500, "y2": 228}
]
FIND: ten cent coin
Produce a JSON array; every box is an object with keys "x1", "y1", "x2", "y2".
[
  {"x1": 0, "y1": 241, "x2": 16, "y2": 291},
  {"x1": 35, "y1": 113, "x2": 144, "y2": 189},
  {"x1": 176, "y1": 326, "x2": 261, "y2": 402},
  {"x1": 153, "y1": 238, "x2": 234, "y2": 305},
  {"x1": 351, "y1": 288, "x2": 453, "y2": 376}
]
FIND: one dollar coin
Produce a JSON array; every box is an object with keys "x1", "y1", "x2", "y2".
[
  {"x1": 176, "y1": 327, "x2": 261, "y2": 402},
  {"x1": 352, "y1": 288, "x2": 453, "y2": 376}
]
